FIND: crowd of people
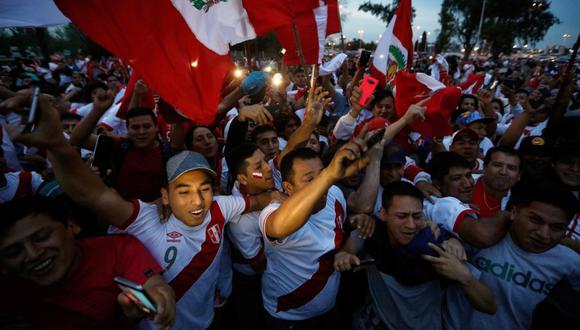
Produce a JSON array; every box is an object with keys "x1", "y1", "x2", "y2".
[{"x1": 0, "y1": 48, "x2": 579, "y2": 330}]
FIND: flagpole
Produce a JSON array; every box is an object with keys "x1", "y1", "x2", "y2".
[{"x1": 291, "y1": 23, "x2": 317, "y2": 90}]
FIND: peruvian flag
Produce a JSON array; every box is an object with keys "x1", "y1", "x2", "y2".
[
  {"x1": 370, "y1": 0, "x2": 413, "y2": 86},
  {"x1": 275, "y1": 0, "x2": 342, "y2": 65},
  {"x1": 394, "y1": 70, "x2": 462, "y2": 137},
  {"x1": 115, "y1": 71, "x2": 155, "y2": 120},
  {"x1": 55, "y1": 0, "x2": 313, "y2": 125},
  {"x1": 458, "y1": 73, "x2": 485, "y2": 95}
]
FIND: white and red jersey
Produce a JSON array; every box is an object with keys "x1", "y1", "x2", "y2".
[
  {"x1": 268, "y1": 156, "x2": 283, "y2": 192},
  {"x1": 514, "y1": 119, "x2": 547, "y2": 149},
  {"x1": 259, "y1": 185, "x2": 347, "y2": 320},
  {"x1": 0, "y1": 171, "x2": 43, "y2": 203},
  {"x1": 423, "y1": 196, "x2": 479, "y2": 236},
  {"x1": 109, "y1": 195, "x2": 249, "y2": 329},
  {"x1": 1, "y1": 125, "x2": 21, "y2": 171},
  {"x1": 227, "y1": 183, "x2": 264, "y2": 276}
]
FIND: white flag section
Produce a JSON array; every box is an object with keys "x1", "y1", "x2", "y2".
[
  {"x1": 170, "y1": 0, "x2": 257, "y2": 55},
  {"x1": 0, "y1": 0, "x2": 69, "y2": 28}
]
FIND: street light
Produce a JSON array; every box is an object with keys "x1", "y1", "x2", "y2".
[
  {"x1": 357, "y1": 29, "x2": 364, "y2": 49},
  {"x1": 563, "y1": 33, "x2": 572, "y2": 46}
]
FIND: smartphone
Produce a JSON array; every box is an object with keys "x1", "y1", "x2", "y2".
[
  {"x1": 114, "y1": 276, "x2": 157, "y2": 314},
  {"x1": 359, "y1": 50, "x2": 371, "y2": 68},
  {"x1": 91, "y1": 135, "x2": 114, "y2": 177},
  {"x1": 366, "y1": 128, "x2": 385, "y2": 149},
  {"x1": 358, "y1": 75, "x2": 379, "y2": 106},
  {"x1": 24, "y1": 87, "x2": 41, "y2": 132}
]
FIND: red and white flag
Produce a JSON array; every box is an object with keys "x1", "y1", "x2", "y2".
[
  {"x1": 458, "y1": 73, "x2": 485, "y2": 95},
  {"x1": 394, "y1": 70, "x2": 461, "y2": 138},
  {"x1": 275, "y1": 0, "x2": 341, "y2": 65},
  {"x1": 370, "y1": 0, "x2": 413, "y2": 86},
  {"x1": 55, "y1": 0, "x2": 303, "y2": 125}
]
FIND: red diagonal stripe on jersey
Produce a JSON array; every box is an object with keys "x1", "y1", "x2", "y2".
[
  {"x1": 170, "y1": 201, "x2": 225, "y2": 300},
  {"x1": 276, "y1": 200, "x2": 344, "y2": 312}
]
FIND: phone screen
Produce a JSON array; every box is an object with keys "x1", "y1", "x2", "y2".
[
  {"x1": 91, "y1": 135, "x2": 114, "y2": 176},
  {"x1": 359, "y1": 50, "x2": 371, "y2": 67},
  {"x1": 114, "y1": 277, "x2": 157, "y2": 314}
]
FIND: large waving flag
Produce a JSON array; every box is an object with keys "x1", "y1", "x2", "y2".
[
  {"x1": 275, "y1": 0, "x2": 341, "y2": 65},
  {"x1": 370, "y1": 0, "x2": 413, "y2": 86},
  {"x1": 394, "y1": 70, "x2": 461, "y2": 137},
  {"x1": 55, "y1": 0, "x2": 317, "y2": 125}
]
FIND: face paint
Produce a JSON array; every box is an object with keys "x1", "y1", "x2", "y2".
[{"x1": 252, "y1": 172, "x2": 264, "y2": 179}]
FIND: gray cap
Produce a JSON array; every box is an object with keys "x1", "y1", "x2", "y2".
[{"x1": 166, "y1": 151, "x2": 216, "y2": 183}]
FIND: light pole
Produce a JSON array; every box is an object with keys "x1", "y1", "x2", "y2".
[
  {"x1": 563, "y1": 33, "x2": 572, "y2": 47},
  {"x1": 357, "y1": 29, "x2": 364, "y2": 49}
]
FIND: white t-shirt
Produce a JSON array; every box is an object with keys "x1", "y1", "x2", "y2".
[
  {"x1": 444, "y1": 234, "x2": 580, "y2": 330},
  {"x1": 97, "y1": 103, "x2": 127, "y2": 135},
  {"x1": 227, "y1": 183, "x2": 263, "y2": 276},
  {"x1": 423, "y1": 196, "x2": 478, "y2": 235},
  {"x1": 259, "y1": 185, "x2": 346, "y2": 320},
  {"x1": 108, "y1": 196, "x2": 248, "y2": 329},
  {"x1": 0, "y1": 171, "x2": 43, "y2": 202},
  {"x1": 1, "y1": 125, "x2": 22, "y2": 171}
]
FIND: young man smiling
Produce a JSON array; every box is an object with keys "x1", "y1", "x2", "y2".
[
  {"x1": 443, "y1": 180, "x2": 580, "y2": 330},
  {"x1": 13, "y1": 95, "x2": 279, "y2": 329}
]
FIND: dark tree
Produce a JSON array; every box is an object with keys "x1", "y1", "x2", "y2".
[
  {"x1": 419, "y1": 31, "x2": 427, "y2": 52},
  {"x1": 358, "y1": 0, "x2": 415, "y2": 26},
  {"x1": 435, "y1": 0, "x2": 455, "y2": 53}
]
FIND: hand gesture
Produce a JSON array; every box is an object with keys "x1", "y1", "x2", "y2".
[
  {"x1": 415, "y1": 181, "x2": 442, "y2": 204},
  {"x1": 304, "y1": 87, "x2": 329, "y2": 126},
  {"x1": 134, "y1": 79, "x2": 148, "y2": 95},
  {"x1": 12, "y1": 94, "x2": 68, "y2": 150},
  {"x1": 402, "y1": 97, "x2": 429, "y2": 124},
  {"x1": 93, "y1": 89, "x2": 114, "y2": 111},
  {"x1": 478, "y1": 89, "x2": 492, "y2": 107},
  {"x1": 238, "y1": 104, "x2": 273, "y2": 125},
  {"x1": 334, "y1": 251, "x2": 360, "y2": 272},
  {"x1": 422, "y1": 243, "x2": 472, "y2": 284},
  {"x1": 349, "y1": 214, "x2": 376, "y2": 239},
  {"x1": 349, "y1": 85, "x2": 373, "y2": 119},
  {"x1": 326, "y1": 136, "x2": 368, "y2": 181},
  {"x1": 441, "y1": 238, "x2": 467, "y2": 262}
]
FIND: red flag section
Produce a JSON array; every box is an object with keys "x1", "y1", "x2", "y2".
[
  {"x1": 241, "y1": 0, "x2": 319, "y2": 35},
  {"x1": 394, "y1": 70, "x2": 461, "y2": 138},
  {"x1": 276, "y1": 0, "x2": 342, "y2": 65},
  {"x1": 115, "y1": 71, "x2": 155, "y2": 120}
]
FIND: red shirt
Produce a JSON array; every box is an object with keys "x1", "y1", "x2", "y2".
[
  {"x1": 115, "y1": 139, "x2": 166, "y2": 202},
  {"x1": 0, "y1": 235, "x2": 162, "y2": 330},
  {"x1": 472, "y1": 177, "x2": 502, "y2": 218}
]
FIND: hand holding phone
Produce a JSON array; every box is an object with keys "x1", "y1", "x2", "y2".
[
  {"x1": 115, "y1": 276, "x2": 158, "y2": 315},
  {"x1": 92, "y1": 135, "x2": 115, "y2": 177},
  {"x1": 358, "y1": 50, "x2": 371, "y2": 68},
  {"x1": 358, "y1": 75, "x2": 379, "y2": 106}
]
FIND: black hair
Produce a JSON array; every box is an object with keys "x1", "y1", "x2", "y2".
[
  {"x1": 428, "y1": 151, "x2": 472, "y2": 184},
  {"x1": 369, "y1": 88, "x2": 394, "y2": 109},
  {"x1": 126, "y1": 107, "x2": 157, "y2": 127},
  {"x1": 381, "y1": 181, "x2": 424, "y2": 211},
  {"x1": 507, "y1": 180, "x2": 579, "y2": 221},
  {"x1": 515, "y1": 88, "x2": 529, "y2": 95},
  {"x1": 251, "y1": 124, "x2": 277, "y2": 143},
  {"x1": 460, "y1": 94, "x2": 479, "y2": 108},
  {"x1": 293, "y1": 68, "x2": 306, "y2": 75},
  {"x1": 0, "y1": 196, "x2": 68, "y2": 236},
  {"x1": 483, "y1": 146, "x2": 521, "y2": 170},
  {"x1": 225, "y1": 143, "x2": 259, "y2": 177},
  {"x1": 60, "y1": 112, "x2": 83, "y2": 122},
  {"x1": 280, "y1": 147, "x2": 320, "y2": 183},
  {"x1": 83, "y1": 81, "x2": 108, "y2": 99},
  {"x1": 273, "y1": 112, "x2": 301, "y2": 138},
  {"x1": 490, "y1": 98, "x2": 504, "y2": 114}
]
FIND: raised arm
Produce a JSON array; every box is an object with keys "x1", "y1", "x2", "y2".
[
  {"x1": 265, "y1": 139, "x2": 368, "y2": 239},
  {"x1": 14, "y1": 95, "x2": 135, "y2": 228},
  {"x1": 455, "y1": 212, "x2": 511, "y2": 249},
  {"x1": 215, "y1": 86, "x2": 243, "y2": 126},
  {"x1": 69, "y1": 90, "x2": 114, "y2": 150},
  {"x1": 276, "y1": 87, "x2": 328, "y2": 168}
]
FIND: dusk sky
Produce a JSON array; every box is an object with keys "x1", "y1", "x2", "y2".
[{"x1": 340, "y1": 0, "x2": 580, "y2": 48}]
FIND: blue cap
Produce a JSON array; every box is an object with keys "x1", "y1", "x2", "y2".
[
  {"x1": 166, "y1": 151, "x2": 216, "y2": 183},
  {"x1": 458, "y1": 111, "x2": 495, "y2": 126},
  {"x1": 242, "y1": 71, "x2": 268, "y2": 96}
]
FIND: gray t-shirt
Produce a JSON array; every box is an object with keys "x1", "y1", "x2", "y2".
[{"x1": 444, "y1": 234, "x2": 580, "y2": 330}]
